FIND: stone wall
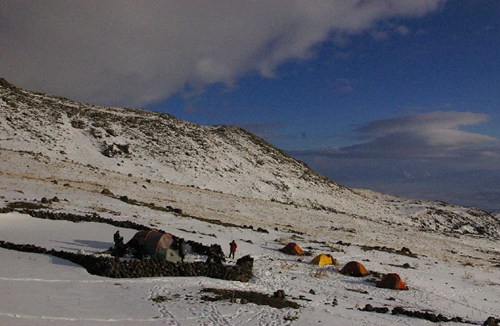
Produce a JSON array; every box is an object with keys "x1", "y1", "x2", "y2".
[
  {"x1": 0, "y1": 241, "x2": 253, "y2": 282},
  {"x1": 2, "y1": 208, "x2": 225, "y2": 258}
]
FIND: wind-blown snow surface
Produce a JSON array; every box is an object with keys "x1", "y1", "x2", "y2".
[
  {"x1": 1, "y1": 79, "x2": 500, "y2": 325},
  {"x1": 1, "y1": 144, "x2": 500, "y2": 326}
]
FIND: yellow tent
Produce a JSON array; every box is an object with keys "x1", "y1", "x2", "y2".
[{"x1": 311, "y1": 254, "x2": 339, "y2": 266}]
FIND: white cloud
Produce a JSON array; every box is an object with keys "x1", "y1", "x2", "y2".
[
  {"x1": 0, "y1": 0, "x2": 446, "y2": 106},
  {"x1": 396, "y1": 25, "x2": 411, "y2": 36},
  {"x1": 289, "y1": 111, "x2": 500, "y2": 211},
  {"x1": 357, "y1": 111, "x2": 496, "y2": 148},
  {"x1": 293, "y1": 111, "x2": 499, "y2": 160}
]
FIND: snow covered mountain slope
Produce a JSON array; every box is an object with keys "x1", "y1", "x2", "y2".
[
  {"x1": 1, "y1": 139, "x2": 500, "y2": 326},
  {"x1": 1, "y1": 77, "x2": 499, "y2": 239},
  {"x1": 0, "y1": 78, "x2": 351, "y2": 205},
  {"x1": 1, "y1": 78, "x2": 500, "y2": 325}
]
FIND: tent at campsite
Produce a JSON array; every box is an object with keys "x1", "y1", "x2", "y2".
[
  {"x1": 376, "y1": 273, "x2": 408, "y2": 290},
  {"x1": 279, "y1": 242, "x2": 304, "y2": 255},
  {"x1": 153, "y1": 248, "x2": 181, "y2": 263},
  {"x1": 311, "y1": 254, "x2": 339, "y2": 266},
  {"x1": 127, "y1": 230, "x2": 180, "y2": 262},
  {"x1": 340, "y1": 261, "x2": 369, "y2": 277}
]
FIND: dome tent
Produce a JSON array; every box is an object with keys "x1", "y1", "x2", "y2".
[
  {"x1": 279, "y1": 242, "x2": 304, "y2": 255},
  {"x1": 340, "y1": 261, "x2": 369, "y2": 277},
  {"x1": 127, "y1": 229, "x2": 174, "y2": 256},
  {"x1": 376, "y1": 273, "x2": 408, "y2": 290},
  {"x1": 311, "y1": 254, "x2": 339, "y2": 266}
]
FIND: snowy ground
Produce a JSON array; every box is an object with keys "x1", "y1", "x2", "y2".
[{"x1": 1, "y1": 149, "x2": 499, "y2": 325}]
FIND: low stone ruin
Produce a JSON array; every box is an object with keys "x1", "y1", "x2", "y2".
[
  {"x1": 0, "y1": 209, "x2": 252, "y2": 282},
  {"x1": 0, "y1": 241, "x2": 254, "y2": 282}
]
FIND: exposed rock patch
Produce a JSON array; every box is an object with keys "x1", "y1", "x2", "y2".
[{"x1": 201, "y1": 288, "x2": 299, "y2": 309}]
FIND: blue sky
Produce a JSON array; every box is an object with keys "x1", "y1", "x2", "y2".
[{"x1": 1, "y1": 0, "x2": 499, "y2": 211}]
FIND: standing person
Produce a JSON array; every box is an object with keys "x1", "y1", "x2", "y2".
[
  {"x1": 229, "y1": 240, "x2": 237, "y2": 259},
  {"x1": 113, "y1": 230, "x2": 125, "y2": 257},
  {"x1": 113, "y1": 230, "x2": 122, "y2": 245},
  {"x1": 178, "y1": 238, "x2": 186, "y2": 262}
]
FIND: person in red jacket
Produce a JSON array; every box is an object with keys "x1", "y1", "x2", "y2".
[{"x1": 229, "y1": 240, "x2": 237, "y2": 259}]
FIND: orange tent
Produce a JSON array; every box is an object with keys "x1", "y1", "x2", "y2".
[
  {"x1": 340, "y1": 261, "x2": 369, "y2": 277},
  {"x1": 311, "y1": 254, "x2": 339, "y2": 266},
  {"x1": 376, "y1": 273, "x2": 408, "y2": 290},
  {"x1": 279, "y1": 242, "x2": 304, "y2": 255}
]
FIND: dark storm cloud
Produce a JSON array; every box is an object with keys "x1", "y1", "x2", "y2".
[{"x1": 1, "y1": 0, "x2": 446, "y2": 107}]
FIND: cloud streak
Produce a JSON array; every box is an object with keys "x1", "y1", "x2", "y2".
[
  {"x1": 1, "y1": 0, "x2": 446, "y2": 106},
  {"x1": 295, "y1": 112, "x2": 498, "y2": 160},
  {"x1": 290, "y1": 111, "x2": 500, "y2": 211}
]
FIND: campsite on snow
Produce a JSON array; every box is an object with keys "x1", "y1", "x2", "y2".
[{"x1": 1, "y1": 78, "x2": 500, "y2": 325}]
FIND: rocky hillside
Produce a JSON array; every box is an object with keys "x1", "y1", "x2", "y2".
[
  {"x1": 1, "y1": 77, "x2": 499, "y2": 239},
  {"x1": 0, "y1": 78, "x2": 344, "y2": 200}
]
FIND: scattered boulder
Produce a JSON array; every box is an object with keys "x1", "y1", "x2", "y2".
[
  {"x1": 70, "y1": 119, "x2": 86, "y2": 129},
  {"x1": 102, "y1": 143, "x2": 131, "y2": 158},
  {"x1": 363, "y1": 304, "x2": 373, "y2": 312},
  {"x1": 101, "y1": 189, "x2": 114, "y2": 196},
  {"x1": 392, "y1": 306, "x2": 470, "y2": 323},
  {"x1": 39, "y1": 197, "x2": 60, "y2": 204},
  {"x1": 105, "y1": 128, "x2": 118, "y2": 136},
  {"x1": 483, "y1": 316, "x2": 500, "y2": 326},
  {"x1": 361, "y1": 304, "x2": 388, "y2": 314},
  {"x1": 400, "y1": 247, "x2": 414, "y2": 255},
  {"x1": 274, "y1": 290, "x2": 286, "y2": 299}
]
